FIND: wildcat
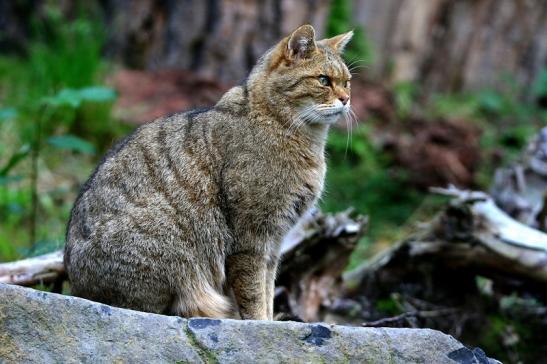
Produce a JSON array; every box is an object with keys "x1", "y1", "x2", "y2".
[{"x1": 64, "y1": 24, "x2": 352, "y2": 320}]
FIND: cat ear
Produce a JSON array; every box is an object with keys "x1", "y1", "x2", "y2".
[
  {"x1": 320, "y1": 30, "x2": 354, "y2": 53},
  {"x1": 287, "y1": 24, "x2": 317, "y2": 60}
]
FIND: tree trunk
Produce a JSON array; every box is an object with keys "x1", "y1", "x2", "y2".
[
  {"x1": 103, "y1": 0, "x2": 331, "y2": 83},
  {"x1": 1, "y1": 0, "x2": 545, "y2": 94},
  {"x1": 352, "y1": 0, "x2": 547, "y2": 98}
]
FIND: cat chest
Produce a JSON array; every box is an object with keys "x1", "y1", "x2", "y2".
[
  {"x1": 287, "y1": 181, "x2": 320, "y2": 219},
  {"x1": 273, "y1": 165, "x2": 325, "y2": 225},
  {"x1": 224, "y1": 148, "x2": 325, "y2": 231}
]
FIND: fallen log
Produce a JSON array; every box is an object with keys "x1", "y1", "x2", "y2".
[
  {"x1": 345, "y1": 186, "x2": 547, "y2": 299},
  {"x1": 490, "y1": 126, "x2": 547, "y2": 231},
  {"x1": 276, "y1": 210, "x2": 367, "y2": 322},
  {"x1": 0, "y1": 250, "x2": 64, "y2": 286}
]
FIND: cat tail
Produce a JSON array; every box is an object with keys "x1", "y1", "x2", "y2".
[{"x1": 173, "y1": 283, "x2": 233, "y2": 318}]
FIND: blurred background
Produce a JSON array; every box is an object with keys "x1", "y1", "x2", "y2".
[{"x1": 0, "y1": 1, "x2": 546, "y2": 362}]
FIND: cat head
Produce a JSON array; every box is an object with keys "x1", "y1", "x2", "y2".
[{"x1": 249, "y1": 25, "x2": 353, "y2": 127}]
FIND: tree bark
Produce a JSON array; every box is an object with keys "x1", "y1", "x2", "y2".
[
  {"x1": 102, "y1": 0, "x2": 331, "y2": 83},
  {"x1": 0, "y1": 251, "x2": 64, "y2": 286},
  {"x1": 276, "y1": 210, "x2": 367, "y2": 322},
  {"x1": 345, "y1": 187, "x2": 547, "y2": 301},
  {"x1": 352, "y1": 0, "x2": 547, "y2": 98},
  {"x1": 490, "y1": 127, "x2": 547, "y2": 230},
  {"x1": 2, "y1": 0, "x2": 545, "y2": 95}
]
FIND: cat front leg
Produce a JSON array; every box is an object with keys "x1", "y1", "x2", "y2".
[
  {"x1": 265, "y1": 254, "x2": 279, "y2": 320},
  {"x1": 226, "y1": 251, "x2": 269, "y2": 320}
]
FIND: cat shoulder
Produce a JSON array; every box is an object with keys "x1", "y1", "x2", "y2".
[{"x1": 215, "y1": 85, "x2": 249, "y2": 116}]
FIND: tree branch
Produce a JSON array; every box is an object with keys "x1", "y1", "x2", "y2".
[{"x1": 0, "y1": 251, "x2": 64, "y2": 286}]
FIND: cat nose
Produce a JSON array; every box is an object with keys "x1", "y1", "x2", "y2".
[{"x1": 339, "y1": 95, "x2": 349, "y2": 105}]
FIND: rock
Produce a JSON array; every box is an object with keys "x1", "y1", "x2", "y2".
[{"x1": 0, "y1": 284, "x2": 498, "y2": 363}]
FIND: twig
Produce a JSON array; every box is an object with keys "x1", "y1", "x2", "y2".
[
  {"x1": 361, "y1": 308, "x2": 458, "y2": 327},
  {"x1": 362, "y1": 312, "x2": 414, "y2": 327}
]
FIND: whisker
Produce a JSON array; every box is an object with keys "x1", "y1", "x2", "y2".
[
  {"x1": 344, "y1": 108, "x2": 358, "y2": 156},
  {"x1": 285, "y1": 106, "x2": 315, "y2": 137},
  {"x1": 348, "y1": 65, "x2": 369, "y2": 72},
  {"x1": 345, "y1": 58, "x2": 368, "y2": 68},
  {"x1": 344, "y1": 113, "x2": 350, "y2": 158}
]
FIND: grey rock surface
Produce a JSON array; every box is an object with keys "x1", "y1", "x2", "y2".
[{"x1": 0, "y1": 283, "x2": 496, "y2": 363}]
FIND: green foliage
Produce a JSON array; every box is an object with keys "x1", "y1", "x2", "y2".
[
  {"x1": 0, "y1": 145, "x2": 31, "y2": 177},
  {"x1": 427, "y1": 70, "x2": 547, "y2": 123},
  {"x1": 427, "y1": 93, "x2": 480, "y2": 119},
  {"x1": 393, "y1": 82, "x2": 418, "y2": 119},
  {"x1": 327, "y1": 0, "x2": 374, "y2": 65},
  {"x1": 325, "y1": 68, "x2": 546, "y2": 272},
  {"x1": 0, "y1": 6, "x2": 126, "y2": 262},
  {"x1": 0, "y1": 108, "x2": 18, "y2": 121},
  {"x1": 327, "y1": 0, "x2": 351, "y2": 35},
  {"x1": 476, "y1": 310, "x2": 539, "y2": 364},
  {"x1": 27, "y1": 4, "x2": 105, "y2": 91},
  {"x1": 531, "y1": 68, "x2": 547, "y2": 99},
  {"x1": 425, "y1": 74, "x2": 545, "y2": 189},
  {"x1": 47, "y1": 135, "x2": 96, "y2": 155},
  {"x1": 375, "y1": 296, "x2": 403, "y2": 316},
  {"x1": 44, "y1": 86, "x2": 116, "y2": 108},
  {"x1": 321, "y1": 124, "x2": 424, "y2": 268}
]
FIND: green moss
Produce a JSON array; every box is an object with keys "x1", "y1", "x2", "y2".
[{"x1": 183, "y1": 325, "x2": 218, "y2": 364}]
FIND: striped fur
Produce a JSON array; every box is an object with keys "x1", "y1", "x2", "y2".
[{"x1": 65, "y1": 25, "x2": 352, "y2": 320}]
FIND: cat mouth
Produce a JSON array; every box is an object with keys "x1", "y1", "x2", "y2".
[
  {"x1": 318, "y1": 102, "x2": 350, "y2": 117},
  {"x1": 315, "y1": 109, "x2": 345, "y2": 124},
  {"x1": 323, "y1": 110, "x2": 343, "y2": 116},
  {"x1": 320, "y1": 107, "x2": 348, "y2": 118},
  {"x1": 298, "y1": 104, "x2": 349, "y2": 125}
]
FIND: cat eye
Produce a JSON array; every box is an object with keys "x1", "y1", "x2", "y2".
[
  {"x1": 318, "y1": 75, "x2": 331, "y2": 87},
  {"x1": 344, "y1": 80, "x2": 350, "y2": 88}
]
